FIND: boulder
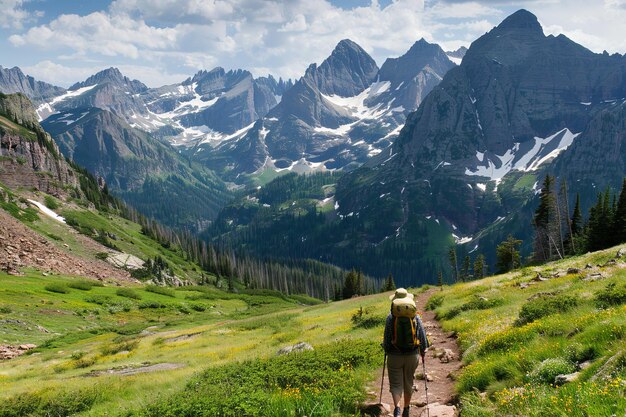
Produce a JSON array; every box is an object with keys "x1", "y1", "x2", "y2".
[
  {"x1": 360, "y1": 402, "x2": 390, "y2": 416},
  {"x1": 555, "y1": 372, "x2": 579, "y2": 385},
  {"x1": 617, "y1": 248, "x2": 626, "y2": 258},
  {"x1": 277, "y1": 342, "x2": 314, "y2": 355}
]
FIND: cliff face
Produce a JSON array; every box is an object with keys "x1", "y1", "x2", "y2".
[{"x1": 0, "y1": 93, "x2": 78, "y2": 195}]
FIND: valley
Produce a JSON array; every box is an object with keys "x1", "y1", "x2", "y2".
[{"x1": 1, "y1": 4, "x2": 626, "y2": 416}]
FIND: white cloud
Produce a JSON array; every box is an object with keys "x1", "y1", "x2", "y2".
[
  {"x1": 0, "y1": 0, "x2": 31, "y2": 29},
  {"x1": 5, "y1": 0, "x2": 626, "y2": 88}
]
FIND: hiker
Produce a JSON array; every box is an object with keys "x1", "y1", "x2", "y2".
[{"x1": 383, "y1": 288, "x2": 429, "y2": 417}]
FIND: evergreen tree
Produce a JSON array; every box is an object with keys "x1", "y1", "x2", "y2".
[
  {"x1": 570, "y1": 193, "x2": 583, "y2": 249},
  {"x1": 437, "y1": 270, "x2": 443, "y2": 290},
  {"x1": 613, "y1": 179, "x2": 626, "y2": 244},
  {"x1": 473, "y1": 254, "x2": 486, "y2": 279},
  {"x1": 587, "y1": 188, "x2": 615, "y2": 252},
  {"x1": 383, "y1": 273, "x2": 396, "y2": 291},
  {"x1": 461, "y1": 255, "x2": 471, "y2": 282},
  {"x1": 496, "y1": 235, "x2": 522, "y2": 273},
  {"x1": 342, "y1": 270, "x2": 358, "y2": 299},
  {"x1": 448, "y1": 246, "x2": 459, "y2": 283},
  {"x1": 533, "y1": 175, "x2": 561, "y2": 262}
]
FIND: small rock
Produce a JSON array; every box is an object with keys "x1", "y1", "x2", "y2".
[
  {"x1": 420, "y1": 403, "x2": 458, "y2": 417},
  {"x1": 533, "y1": 273, "x2": 549, "y2": 282},
  {"x1": 555, "y1": 372, "x2": 579, "y2": 385},
  {"x1": 585, "y1": 263, "x2": 593, "y2": 269},
  {"x1": 277, "y1": 342, "x2": 314, "y2": 355},
  {"x1": 360, "y1": 402, "x2": 390, "y2": 416},
  {"x1": 617, "y1": 248, "x2": 626, "y2": 258},
  {"x1": 578, "y1": 361, "x2": 593, "y2": 370},
  {"x1": 567, "y1": 268, "x2": 580, "y2": 274},
  {"x1": 412, "y1": 399, "x2": 428, "y2": 407},
  {"x1": 519, "y1": 282, "x2": 530, "y2": 289}
]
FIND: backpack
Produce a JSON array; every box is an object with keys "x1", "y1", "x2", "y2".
[{"x1": 391, "y1": 298, "x2": 419, "y2": 351}]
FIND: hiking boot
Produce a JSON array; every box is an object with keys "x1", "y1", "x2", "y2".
[
  {"x1": 393, "y1": 406, "x2": 401, "y2": 417},
  {"x1": 402, "y1": 406, "x2": 410, "y2": 417}
]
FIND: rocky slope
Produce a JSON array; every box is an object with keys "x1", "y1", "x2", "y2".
[
  {"x1": 0, "y1": 66, "x2": 65, "y2": 105},
  {"x1": 204, "y1": 10, "x2": 626, "y2": 283},
  {"x1": 197, "y1": 38, "x2": 455, "y2": 182},
  {"x1": 333, "y1": 9, "x2": 626, "y2": 274},
  {"x1": 42, "y1": 107, "x2": 231, "y2": 228},
  {"x1": 0, "y1": 93, "x2": 78, "y2": 194}
]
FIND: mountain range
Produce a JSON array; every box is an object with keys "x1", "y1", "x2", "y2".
[
  {"x1": 199, "y1": 10, "x2": 626, "y2": 284},
  {"x1": 5, "y1": 9, "x2": 623, "y2": 284}
]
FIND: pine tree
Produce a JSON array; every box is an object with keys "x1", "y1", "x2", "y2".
[
  {"x1": 437, "y1": 270, "x2": 443, "y2": 291},
  {"x1": 448, "y1": 246, "x2": 459, "y2": 283},
  {"x1": 533, "y1": 175, "x2": 561, "y2": 262},
  {"x1": 342, "y1": 270, "x2": 358, "y2": 299},
  {"x1": 570, "y1": 193, "x2": 583, "y2": 250},
  {"x1": 473, "y1": 254, "x2": 486, "y2": 279},
  {"x1": 383, "y1": 273, "x2": 396, "y2": 291},
  {"x1": 496, "y1": 235, "x2": 522, "y2": 273},
  {"x1": 461, "y1": 255, "x2": 471, "y2": 282},
  {"x1": 613, "y1": 179, "x2": 626, "y2": 245}
]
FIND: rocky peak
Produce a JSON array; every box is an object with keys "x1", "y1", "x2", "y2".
[
  {"x1": 378, "y1": 38, "x2": 452, "y2": 87},
  {"x1": 70, "y1": 67, "x2": 147, "y2": 93},
  {"x1": 0, "y1": 66, "x2": 65, "y2": 104},
  {"x1": 305, "y1": 38, "x2": 379, "y2": 97},
  {"x1": 495, "y1": 9, "x2": 543, "y2": 34},
  {"x1": 446, "y1": 46, "x2": 468, "y2": 59}
]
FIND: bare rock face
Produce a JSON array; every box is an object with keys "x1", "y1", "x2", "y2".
[
  {"x1": 0, "y1": 93, "x2": 79, "y2": 194},
  {"x1": 0, "y1": 66, "x2": 65, "y2": 104}
]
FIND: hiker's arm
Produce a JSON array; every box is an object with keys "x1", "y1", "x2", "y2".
[{"x1": 415, "y1": 315, "x2": 429, "y2": 356}]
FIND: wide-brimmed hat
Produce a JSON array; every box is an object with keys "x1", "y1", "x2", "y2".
[{"x1": 389, "y1": 287, "x2": 414, "y2": 301}]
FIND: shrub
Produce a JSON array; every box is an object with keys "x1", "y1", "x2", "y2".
[
  {"x1": 190, "y1": 303, "x2": 207, "y2": 312},
  {"x1": 95, "y1": 252, "x2": 109, "y2": 260},
  {"x1": 44, "y1": 195, "x2": 60, "y2": 210},
  {"x1": 515, "y1": 294, "x2": 578, "y2": 326},
  {"x1": 0, "y1": 306, "x2": 11, "y2": 314},
  {"x1": 145, "y1": 284, "x2": 176, "y2": 297},
  {"x1": 351, "y1": 306, "x2": 386, "y2": 329},
  {"x1": 139, "y1": 301, "x2": 167, "y2": 309},
  {"x1": 0, "y1": 387, "x2": 100, "y2": 417},
  {"x1": 441, "y1": 296, "x2": 504, "y2": 320},
  {"x1": 116, "y1": 288, "x2": 141, "y2": 300},
  {"x1": 101, "y1": 340, "x2": 139, "y2": 355},
  {"x1": 425, "y1": 294, "x2": 444, "y2": 310},
  {"x1": 132, "y1": 340, "x2": 379, "y2": 417},
  {"x1": 595, "y1": 282, "x2": 626, "y2": 308},
  {"x1": 44, "y1": 283, "x2": 70, "y2": 294},
  {"x1": 68, "y1": 280, "x2": 97, "y2": 291},
  {"x1": 84, "y1": 295, "x2": 112, "y2": 305},
  {"x1": 529, "y1": 357, "x2": 575, "y2": 384}
]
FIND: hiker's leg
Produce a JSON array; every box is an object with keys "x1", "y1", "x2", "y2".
[
  {"x1": 387, "y1": 354, "x2": 404, "y2": 406},
  {"x1": 402, "y1": 353, "x2": 419, "y2": 408}
]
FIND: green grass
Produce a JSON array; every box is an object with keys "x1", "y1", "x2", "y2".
[
  {"x1": 429, "y1": 244, "x2": 626, "y2": 416},
  {"x1": 0, "y1": 271, "x2": 391, "y2": 416}
]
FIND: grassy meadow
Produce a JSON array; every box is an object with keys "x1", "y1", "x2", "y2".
[
  {"x1": 0, "y1": 271, "x2": 393, "y2": 416},
  {"x1": 429, "y1": 245, "x2": 626, "y2": 416}
]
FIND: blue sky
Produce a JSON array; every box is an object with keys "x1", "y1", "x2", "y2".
[{"x1": 1, "y1": 0, "x2": 625, "y2": 88}]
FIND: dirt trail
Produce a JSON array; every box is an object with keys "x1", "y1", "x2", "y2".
[{"x1": 371, "y1": 289, "x2": 462, "y2": 416}]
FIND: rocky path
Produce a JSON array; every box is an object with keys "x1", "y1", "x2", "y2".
[{"x1": 369, "y1": 289, "x2": 462, "y2": 417}]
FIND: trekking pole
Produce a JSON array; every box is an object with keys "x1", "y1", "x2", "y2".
[
  {"x1": 422, "y1": 356, "x2": 430, "y2": 417},
  {"x1": 379, "y1": 353, "x2": 387, "y2": 404}
]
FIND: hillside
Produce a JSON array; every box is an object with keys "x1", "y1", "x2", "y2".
[
  {"x1": 429, "y1": 246, "x2": 626, "y2": 416},
  {"x1": 1, "y1": 240, "x2": 625, "y2": 416}
]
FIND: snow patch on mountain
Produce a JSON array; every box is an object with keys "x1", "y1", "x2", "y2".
[
  {"x1": 36, "y1": 84, "x2": 98, "y2": 120},
  {"x1": 465, "y1": 128, "x2": 580, "y2": 182}
]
